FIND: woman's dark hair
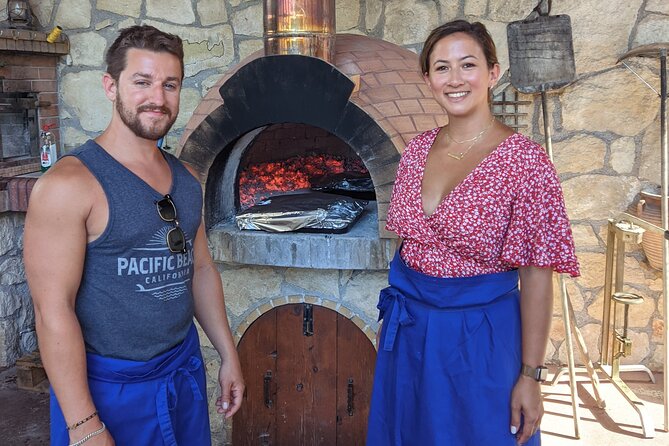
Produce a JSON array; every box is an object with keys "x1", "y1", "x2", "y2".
[
  {"x1": 419, "y1": 20, "x2": 499, "y2": 75},
  {"x1": 105, "y1": 25, "x2": 184, "y2": 81}
]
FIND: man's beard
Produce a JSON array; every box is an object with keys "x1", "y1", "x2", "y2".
[{"x1": 115, "y1": 93, "x2": 177, "y2": 141}]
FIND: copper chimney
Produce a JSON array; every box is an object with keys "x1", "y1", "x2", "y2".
[{"x1": 264, "y1": 0, "x2": 335, "y2": 62}]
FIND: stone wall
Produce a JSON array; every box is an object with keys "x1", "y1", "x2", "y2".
[
  {"x1": 5, "y1": 0, "x2": 666, "y2": 416},
  {"x1": 0, "y1": 213, "x2": 35, "y2": 367}
]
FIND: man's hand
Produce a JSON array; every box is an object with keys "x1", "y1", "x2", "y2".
[
  {"x1": 510, "y1": 376, "x2": 543, "y2": 445},
  {"x1": 216, "y1": 357, "x2": 245, "y2": 418}
]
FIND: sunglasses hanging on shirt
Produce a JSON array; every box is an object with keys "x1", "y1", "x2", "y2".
[{"x1": 156, "y1": 194, "x2": 187, "y2": 253}]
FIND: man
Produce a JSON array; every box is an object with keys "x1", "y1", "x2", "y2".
[{"x1": 24, "y1": 25, "x2": 244, "y2": 445}]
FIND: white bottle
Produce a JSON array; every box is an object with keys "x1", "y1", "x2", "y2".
[{"x1": 40, "y1": 126, "x2": 57, "y2": 172}]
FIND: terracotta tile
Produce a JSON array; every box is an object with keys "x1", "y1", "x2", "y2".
[
  {"x1": 396, "y1": 99, "x2": 422, "y2": 115},
  {"x1": 384, "y1": 58, "x2": 414, "y2": 71},
  {"x1": 366, "y1": 85, "x2": 400, "y2": 103},
  {"x1": 420, "y1": 99, "x2": 443, "y2": 114},
  {"x1": 399, "y1": 71, "x2": 424, "y2": 83},
  {"x1": 334, "y1": 51, "x2": 356, "y2": 66},
  {"x1": 401, "y1": 132, "x2": 421, "y2": 145},
  {"x1": 387, "y1": 116, "x2": 416, "y2": 134},
  {"x1": 374, "y1": 101, "x2": 401, "y2": 117},
  {"x1": 395, "y1": 84, "x2": 423, "y2": 99},
  {"x1": 418, "y1": 84, "x2": 433, "y2": 97},
  {"x1": 361, "y1": 73, "x2": 380, "y2": 88},
  {"x1": 359, "y1": 103, "x2": 382, "y2": 121},
  {"x1": 391, "y1": 135, "x2": 406, "y2": 153},
  {"x1": 413, "y1": 115, "x2": 438, "y2": 132},
  {"x1": 377, "y1": 50, "x2": 405, "y2": 60},
  {"x1": 375, "y1": 71, "x2": 404, "y2": 85},
  {"x1": 352, "y1": 50, "x2": 383, "y2": 60},
  {"x1": 375, "y1": 118, "x2": 398, "y2": 139},
  {"x1": 435, "y1": 115, "x2": 449, "y2": 127},
  {"x1": 337, "y1": 62, "x2": 362, "y2": 75},
  {"x1": 357, "y1": 59, "x2": 386, "y2": 72}
]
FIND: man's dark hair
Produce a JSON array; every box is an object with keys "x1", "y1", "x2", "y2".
[{"x1": 105, "y1": 25, "x2": 184, "y2": 81}]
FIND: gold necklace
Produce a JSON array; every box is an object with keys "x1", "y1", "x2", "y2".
[{"x1": 446, "y1": 117, "x2": 496, "y2": 161}]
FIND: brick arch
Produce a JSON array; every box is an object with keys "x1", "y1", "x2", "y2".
[{"x1": 232, "y1": 297, "x2": 377, "y2": 348}]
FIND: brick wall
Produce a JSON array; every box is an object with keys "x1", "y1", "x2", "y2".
[{"x1": 0, "y1": 53, "x2": 61, "y2": 176}]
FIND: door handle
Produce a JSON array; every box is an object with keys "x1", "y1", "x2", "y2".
[
  {"x1": 264, "y1": 371, "x2": 273, "y2": 408},
  {"x1": 347, "y1": 378, "x2": 354, "y2": 416}
]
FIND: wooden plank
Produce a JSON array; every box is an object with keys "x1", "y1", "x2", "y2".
[
  {"x1": 336, "y1": 313, "x2": 376, "y2": 445},
  {"x1": 233, "y1": 309, "x2": 277, "y2": 446},
  {"x1": 276, "y1": 304, "x2": 338, "y2": 445}
]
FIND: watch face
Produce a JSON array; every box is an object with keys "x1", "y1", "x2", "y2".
[{"x1": 537, "y1": 367, "x2": 548, "y2": 382}]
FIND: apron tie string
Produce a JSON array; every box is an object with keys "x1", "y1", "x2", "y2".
[
  {"x1": 156, "y1": 355, "x2": 204, "y2": 446},
  {"x1": 377, "y1": 286, "x2": 415, "y2": 352}
]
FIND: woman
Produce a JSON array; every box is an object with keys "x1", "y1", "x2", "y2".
[{"x1": 366, "y1": 20, "x2": 579, "y2": 446}]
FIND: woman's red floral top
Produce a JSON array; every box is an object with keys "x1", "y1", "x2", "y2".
[{"x1": 387, "y1": 129, "x2": 580, "y2": 278}]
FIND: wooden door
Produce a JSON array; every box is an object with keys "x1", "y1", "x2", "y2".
[{"x1": 233, "y1": 304, "x2": 376, "y2": 446}]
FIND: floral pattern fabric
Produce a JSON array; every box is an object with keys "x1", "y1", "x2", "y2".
[{"x1": 387, "y1": 128, "x2": 580, "y2": 278}]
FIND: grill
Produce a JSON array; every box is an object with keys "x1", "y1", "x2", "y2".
[{"x1": 0, "y1": 92, "x2": 39, "y2": 160}]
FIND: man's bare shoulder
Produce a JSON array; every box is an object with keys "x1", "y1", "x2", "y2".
[{"x1": 28, "y1": 156, "x2": 99, "y2": 218}]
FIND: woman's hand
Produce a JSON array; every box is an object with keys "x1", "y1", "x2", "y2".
[{"x1": 510, "y1": 375, "x2": 543, "y2": 445}]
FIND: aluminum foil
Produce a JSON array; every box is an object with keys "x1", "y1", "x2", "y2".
[
  {"x1": 310, "y1": 173, "x2": 375, "y2": 200},
  {"x1": 236, "y1": 192, "x2": 367, "y2": 233}
]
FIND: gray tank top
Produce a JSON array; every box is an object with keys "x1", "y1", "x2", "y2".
[{"x1": 67, "y1": 140, "x2": 202, "y2": 361}]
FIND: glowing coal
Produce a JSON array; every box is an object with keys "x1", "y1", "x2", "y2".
[{"x1": 238, "y1": 153, "x2": 368, "y2": 208}]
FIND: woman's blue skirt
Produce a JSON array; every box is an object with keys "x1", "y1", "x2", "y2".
[{"x1": 366, "y1": 251, "x2": 541, "y2": 446}]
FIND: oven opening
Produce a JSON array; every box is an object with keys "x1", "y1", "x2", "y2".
[{"x1": 234, "y1": 123, "x2": 376, "y2": 234}]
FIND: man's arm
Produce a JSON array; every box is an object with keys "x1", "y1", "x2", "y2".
[
  {"x1": 24, "y1": 160, "x2": 113, "y2": 444},
  {"x1": 190, "y1": 222, "x2": 245, "y2": 418}
]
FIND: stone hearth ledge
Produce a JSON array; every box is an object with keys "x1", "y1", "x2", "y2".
[{"x1": 208, "y1": 204, "x2": 398, "y2": 270}]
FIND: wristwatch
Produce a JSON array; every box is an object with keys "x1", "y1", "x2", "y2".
[{"x1": 520, "y1": 364, "x2": 548, "y2": 382}]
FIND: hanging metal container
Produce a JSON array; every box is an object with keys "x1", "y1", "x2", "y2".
[{"x1": 507, "y1": 15, "x2": 576, "y2": 93}]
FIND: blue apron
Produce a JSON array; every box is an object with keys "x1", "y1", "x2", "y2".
[
  {"x1": 50, "y1": 323, "x2": 211, "y2": 446},
  {"x1": 367, "y1": 251, "x2": 541, "y2": 446}
]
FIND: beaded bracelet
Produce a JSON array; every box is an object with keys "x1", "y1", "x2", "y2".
[
  {"x1": 67, "y1": 411, "x2": 98, "y2": 431},
  {"x1": 68, "y1": 422, "x2": 106, "y2": 446}
]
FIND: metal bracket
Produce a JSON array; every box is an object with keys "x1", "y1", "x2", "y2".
[{"x1": 303, "y1": 303, "x2": 314, "y2": 336}]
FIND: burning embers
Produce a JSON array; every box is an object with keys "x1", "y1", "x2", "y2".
[
  {"x1": 236, "y1": 153, "x2": 373, "y2": 233},
  {"x1": 238, "y1": 153, "x2": 369, "y2": 208}
]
